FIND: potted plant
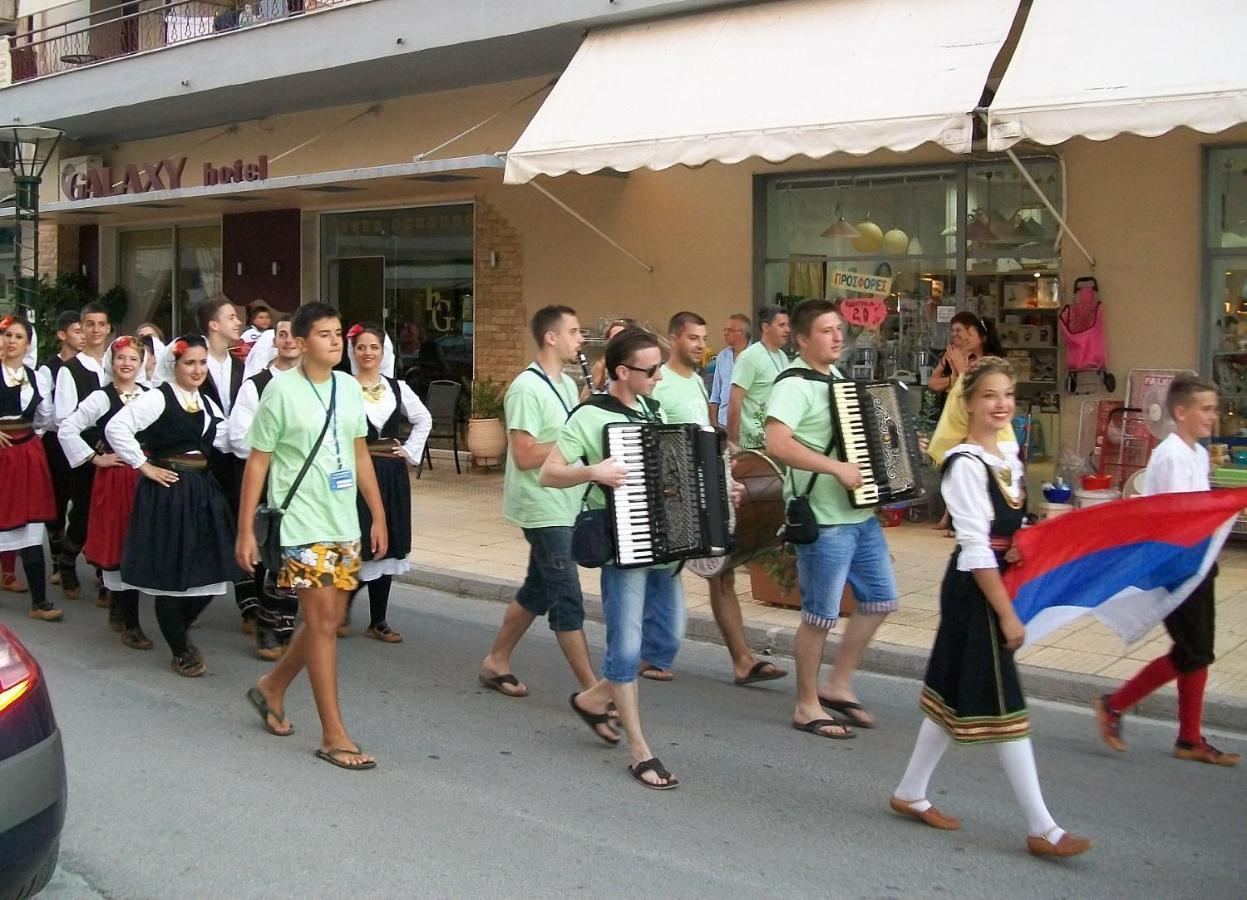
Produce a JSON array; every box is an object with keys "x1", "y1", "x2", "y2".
[
  {"x1": 747, "y1": 545, "x2": 856, "y2": 615},
  {"x1": 467, "y1": 376, "x2": 508, "y2": 469},
  {"x1": 748, "y1": 546, "x2": 801, "y2": 610}
]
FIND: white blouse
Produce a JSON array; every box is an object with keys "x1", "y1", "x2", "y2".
[
  {"x1": 227, "y1": 370, "x2": 288, "y2": 459},
  {"x1": 1, "y1": 365, "x2": 54, "y2": 432},
  {"x1": 53, "y1": 352, "x2": 105, "y2": 427},
  {"x1": 361, "y1": 379, "x2": 433, "y2": 467},
  {"x1": 104, "y1": 386, "x2": 229, "y2": 469},
  {"x1": 941, "y1": 443, "x2": 1025, "y2": 573},
  {"x1": 58, "y1": 386, "x2": 147, "y2": 469}
]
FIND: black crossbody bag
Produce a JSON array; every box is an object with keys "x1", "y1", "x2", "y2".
[
  {"x1": 253, "y1": 376, "x2": 337, "y2": 572},
  {"x1": 774, "y1": 367, "x2": 838, "y2": 545}
]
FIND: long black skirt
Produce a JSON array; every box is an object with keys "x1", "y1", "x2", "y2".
[
  {"x1": 358, "y1": 454, "x2": 411, "y2": 563},
  {"x1": 120, "y1": 470, "x2": 243, "y2": 593},
  {"x1": 920, "y1": 556, "x2": 1031, "y2": 744}
]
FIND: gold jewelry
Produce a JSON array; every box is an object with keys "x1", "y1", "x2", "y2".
[
  {"x1": 118, "y1": 390, "x2": 139, "y2": 405},
  {"x1": 184, "y1": 399, "x2": 201, "y2": 413},
  {"x1": 3, "y1": 366, "x2": 26, "y2": 388},
  {"x1": 361, "y1": 381, "x2": 386, "y2": 403}
]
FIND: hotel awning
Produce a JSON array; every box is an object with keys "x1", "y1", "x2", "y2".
[
  {"x1": 504, "y1": 0, "x2": 1022, "y2": 184},
  {"x1": 987, "y1": 0, "x2": 1247, "y2": 150}
]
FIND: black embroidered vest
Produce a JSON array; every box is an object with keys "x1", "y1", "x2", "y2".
[
  {"x1": 0, "y1": 366, "x2": 40, "y2": 422},
  {"x1": 365, "y1": 377, "x2": 406, "y2": 442},
  {"x1": 136, "y1": 383, "x2": 219, "y2": 458}
]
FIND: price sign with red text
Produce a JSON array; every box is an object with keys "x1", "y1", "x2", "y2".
[{"x1": 839, "y1": 298, "x2": 889, "y2": 328}]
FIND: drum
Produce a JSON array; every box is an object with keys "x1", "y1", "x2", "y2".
[{"x1": 686, "y1": 449, "x2": 785, "y2": 578}]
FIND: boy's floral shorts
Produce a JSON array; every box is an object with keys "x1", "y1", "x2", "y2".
[{"x1": 277, "y1": 541, "x2": 362, "y2": 592}]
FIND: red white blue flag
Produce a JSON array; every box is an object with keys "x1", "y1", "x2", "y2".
[{"x1": 1003, "y1": 489, "x2": 1247, "y2": 646}]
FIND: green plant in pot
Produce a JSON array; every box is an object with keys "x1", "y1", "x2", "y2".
[
  {"x1": 748, "y1": 545, "x2": 800, "y2": 609},
  {"x1": 466, "y1": 376, "x2": 508, "y2": 470}
]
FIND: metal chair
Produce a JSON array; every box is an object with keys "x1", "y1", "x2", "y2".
[{"x1": 420, "y1": 379, "x2": 463, "y2": 477}]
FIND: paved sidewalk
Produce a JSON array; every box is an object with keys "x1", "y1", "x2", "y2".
[{"x1": 407, "y1": 463, "x2": 1247, "y2": 727}]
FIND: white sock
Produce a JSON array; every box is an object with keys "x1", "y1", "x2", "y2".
[
  {"x1": 996, "y1": 738, "x2": 1063, "y2": 840},
  {"x1": 895, "y1": 719, "x2": 952, "y2": 811}
]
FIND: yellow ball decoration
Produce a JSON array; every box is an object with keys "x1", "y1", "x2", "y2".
[
  {"x1": 851, "y1": 220, "x2": 883, "y2": 253},
  {"x1": 882, "y1": 228, "x2": 910, "y2": 255}
]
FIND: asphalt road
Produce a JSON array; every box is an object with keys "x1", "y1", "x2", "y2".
[{"x1": 3, "y1": 583, "x2": 1244, "y2": 899}]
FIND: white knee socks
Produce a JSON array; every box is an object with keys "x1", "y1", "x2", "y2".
[
  {"x1": 895, "y1": 719, "x2": 952, "y2": 811},
  {"x1": 996, "y1": 738, "x2": 1063, "y2": 842}
]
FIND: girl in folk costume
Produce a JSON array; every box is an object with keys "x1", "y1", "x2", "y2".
[
  {"x1": 104, "y1": 335, "x2": 242, "y2": 677},
  {"x1": 342, "y1": 324, "x2": 431, "y2": 642},
  {"x1": 890, "y1": 358, "x2": 1092, "y2": 858},
  {"x1": 58, "y1": 336, "x2": 152, "y2": 650},
  {"x1": 0, "y1": 316, "x2": 61, "y2": 621}
]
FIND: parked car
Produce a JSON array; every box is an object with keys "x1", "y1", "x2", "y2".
[{"x1": 0, "y1": 624, "x2": 66, "y2": 900}]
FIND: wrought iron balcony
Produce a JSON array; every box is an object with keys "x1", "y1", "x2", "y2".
[{"x1": 5, "y1": 0, "x2": 357, "y2": 83}]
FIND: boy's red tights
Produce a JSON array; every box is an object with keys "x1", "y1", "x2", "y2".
[{"x1": 1110, "y1": 655, "x2": 1207, "y2": 744}]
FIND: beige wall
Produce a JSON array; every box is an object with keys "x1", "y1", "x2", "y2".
[{"x1": 65, "y1": 76, "x2": 1247, "y2": 456}]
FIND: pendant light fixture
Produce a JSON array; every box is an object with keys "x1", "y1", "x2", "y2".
[{"x1": 821, "y1": 202, "x2": 861, "y2": 238}]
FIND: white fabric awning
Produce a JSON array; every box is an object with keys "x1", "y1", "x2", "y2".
[
  {"x1": 988, "y1": 0, "x2": 1247, "y2": 151},
  {"x1": 504, "y1": 0, "x2": 1022, "y2": 184}
]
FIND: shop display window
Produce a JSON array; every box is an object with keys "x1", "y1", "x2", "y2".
[
  {"x1": 759, "y1": 157, "x2": 1063, "y2": 457},
  {"x1": 1205, "y1": 146, "x2": 1247, "y2": 435},
  {"x1": 321, "y1": 203, "x2": 474, "y2": 398}
]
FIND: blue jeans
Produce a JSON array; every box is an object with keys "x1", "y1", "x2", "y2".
[
  {"x1": 795, "y1": 518, "x2": 899, "y2": 630},
  {"x1": 600, "y1": 564, "x2": 685, "y2": 683}
]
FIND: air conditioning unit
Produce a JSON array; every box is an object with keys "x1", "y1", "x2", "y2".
[{"x1": 59, "y1": 155, "x2": 103, "y2": 201}]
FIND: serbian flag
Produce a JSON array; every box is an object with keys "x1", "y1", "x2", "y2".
[{"x1": 1003, "y1": 489, "x2": 1247, "y2": 647}]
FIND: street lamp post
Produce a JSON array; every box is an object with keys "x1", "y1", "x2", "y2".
[{"x1": 3, "y1": 125, "x2": 64, "y2": 320}]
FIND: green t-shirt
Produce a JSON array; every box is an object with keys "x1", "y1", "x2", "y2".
[
  {"x1": 249, "y1": 368, "x2": 369, "y2": 547},
  {"x1": 651, "y1": 364, "x2": 711, "y2": 427},
  {"x1": 730, "y1": 341, "x2": 789, "y2": 449},
  {"x1": 765, "y1": 358, "x2": 873, "y2": 527},
  {"x1": 502, "y1": 366, "x2": 581, "y2": 529},
  {"x1": 555, "y1": 397, "x2": 663, "y2": 511}
]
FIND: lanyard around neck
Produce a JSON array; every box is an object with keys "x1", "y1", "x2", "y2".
[
  {"x1": 303, "y1": 369, "x2": 341, "y2": 469},
  {"x1": 528, "y1": 364, "x2": 573, "y2": 418}
]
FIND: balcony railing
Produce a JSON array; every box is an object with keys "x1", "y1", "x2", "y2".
[{"x1": 6, "y1": 0, "x2": 356, "y2": 84}]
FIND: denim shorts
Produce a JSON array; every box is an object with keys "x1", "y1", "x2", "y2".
[
  {"x1": 795, "y1": 518, "x2": 899, "y2": 629},
  {"x1": 515, "y1": 526, "x2": 585, "y2": 632},
  {"x1": 599, "y1": 563, "x2": 685, "y2": 683}
]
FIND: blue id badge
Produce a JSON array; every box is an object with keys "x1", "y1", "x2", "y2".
[{"x1": 328, "y1": 469, "x2": 354, "y2": 491}]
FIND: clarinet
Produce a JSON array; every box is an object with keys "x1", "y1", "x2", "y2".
[{"x1": 578, "y1": 351, "x2": 595, "y2": 393}]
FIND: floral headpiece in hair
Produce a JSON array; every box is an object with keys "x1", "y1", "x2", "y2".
[
  {"x1": 113, "y1": 336, "x2": 135, "y2": 352},
  {"x1": 347, "y1": 324, "x2": 364, "y2": 340},
  {"x1": 0, "y1": 315, "x2": 13, "y2": 333},
  {"x1": 172, "y1": 339, "x2": 189, "y2": 356}
]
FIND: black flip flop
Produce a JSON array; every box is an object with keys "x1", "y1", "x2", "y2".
[
  {"x1": 478, "y1": 672, "x2": 528, "y2": 698},
  {"x1": 569, "y1": 693, "x2": 621, "y2": 745},
  {"x1": 792, "y1": 718, "x2": 856, "y2": 740},
  {"x1": 315, "y1": 747, "x2": 376, "y2": 771},
  {"x1": 638, "y1": 664, "x2": 674, "y2": 682},
  {"x1": 246, "y1": 687, "x2": 293, "y2": 736},
  {"x1": 734, "y1": 660, "x2": 788, "y2": 686},
  {"x1": 628, "y1": 757, "x2": 679, "y2": 790},
  {"x1": 818, "y1": 698, "x2": 876, "y2": 729}
]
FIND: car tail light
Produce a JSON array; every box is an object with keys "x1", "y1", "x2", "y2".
[{"x1": 0, "y1": 626, "x2": 39, "y2": 717}]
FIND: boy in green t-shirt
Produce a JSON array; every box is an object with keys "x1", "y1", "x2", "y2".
[
  {"x1": 766, "y1": 299, "x2": 900, "y2": 740},
  {"x1": 650, "y1": 311, "x2": 787, "y2": 688},
  {"x1": 237, "y1": 303, "x2": 388, "y2": 771},
  {"x1": 479, "y1": 305, "x2": 602, "y2": 699},
  {"x1": 541, "y1": 328, "x2": 682, "y2": 790},
  {"x1": 727, "y1": 304, "x2": 790, "y2": 450}
]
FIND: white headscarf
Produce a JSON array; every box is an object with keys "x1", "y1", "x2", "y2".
[
  {"x1": 345, "y1": 327, "x2": 396, "y2": 377},
  {"x1": 153, "y1": 337, "x2": 205, "y2": 387},
  {"x1": 242, "y1": 328, "x2": 277, "y2": 382},
  {"x1": 101, "y1": 336, "x2": 145, "y2": 385},
  {"x1": 23, "y1": 328, "x2": 37, "y2": 369}
]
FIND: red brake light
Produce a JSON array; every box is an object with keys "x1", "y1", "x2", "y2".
[{"x1": 0, "y1": 626, "x2": 39, "y2": 716}]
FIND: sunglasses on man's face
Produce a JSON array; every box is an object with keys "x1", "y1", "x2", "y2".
[{"x1": 623, "y1": 363, "x2": 661, "y2": 378}]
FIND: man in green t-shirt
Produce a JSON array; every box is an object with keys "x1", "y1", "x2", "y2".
[
  {"x1": 766, "y1": 298, "x2": 899, "y2": 740},
  {"x1": 541, "y1": 328, "x2": 682, "y2": 790},
  {"x1": 651, "y1": 311, "x2": 788, "y2": 689},
  {"x1": 728, "y1": 304, "x2": 790, "y2": 449},
  {"x1": 237, "y1": 303, "x2": 388, "y2": 771},
  {"x1": 479, "y1": 305, "x2": 602, "y2": 699}
]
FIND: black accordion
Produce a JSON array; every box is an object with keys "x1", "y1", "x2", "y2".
[
  {"x1": 603, "y1": 422, "x2": 733, "y2": 568},
  {"x1": 831, "y1": 381, "x2": 924, "y2": 509}
]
